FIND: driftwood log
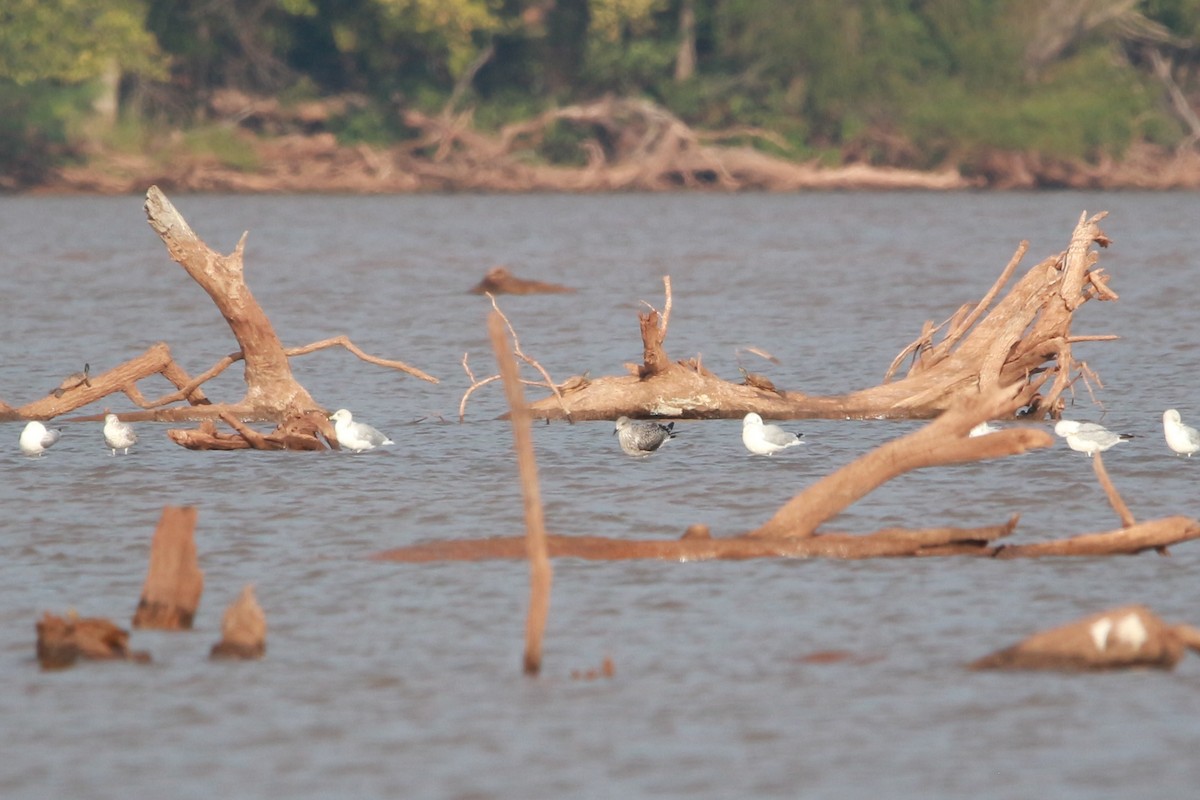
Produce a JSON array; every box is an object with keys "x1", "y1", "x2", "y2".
[
  {"x1": 518, "y1": 211, "x2": 1115, "y2": 422},
  {"x1": 377, "y1": 382, "x2": 1200, "y2": 563},
  {"x1": 970, "y1": 605, "x2": 1200, "y2": 671},
  {"x1": 401, "y1": 97, "x2": 969, "y2": 192}
]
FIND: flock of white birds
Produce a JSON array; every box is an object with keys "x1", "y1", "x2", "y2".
[{"x1": 15, "y1": 406, "x2": 1200, "y2": 460}]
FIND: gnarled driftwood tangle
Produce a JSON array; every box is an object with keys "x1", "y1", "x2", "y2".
[
  {"x1": 1, "y1": 186, "x2": 437, "y2": 451},
  {"x1": 522, "y1": 211, "x2": 1115, "y2": 422}
]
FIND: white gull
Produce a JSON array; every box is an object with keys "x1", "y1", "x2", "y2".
[
  {"x1": 1163, "y1": 409, "x2": 1200, "y2": 457},
  {"x1": 741, "y1": 412, "x2": 803, "y2": 455},
  {"x1": 1054, "y1": 419, "x2": 1132, "y2": 457},
  {"x1": 20, "y1": 421, "x2": 61, "y2": 456},
  {"x1": 329, "y1": 408, "x2": 393, "y2": 452}
]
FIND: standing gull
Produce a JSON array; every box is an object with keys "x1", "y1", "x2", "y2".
[
  {"x1": 329, "y1": 408, "x2": 393, "y2": 453},
  {"x1": 1054, "y1": 420, "x2": 1133, "y2": 457},
  {"x1": 613, "y1": 416, "x2": 675, "y2": 456},
  {"x1": 1163, "y1": 409, "x2": 1200, "y2": 456},
  {"x1": 741, "y1": 412, "x2": 803, "y2": 455},
  {"x1": 103, "y1": 413, "x2": 138, "y2": 456},
  {"x1": 19, "y1": 421, "x2": 61, "y2": 456}
]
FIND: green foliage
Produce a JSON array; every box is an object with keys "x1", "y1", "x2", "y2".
[
  {"x1": 182, "y1": 126, "x2": 261, "y2": 171},
  {"x1": 2, "y1": 0, "x2": 1198, "y2": 184},
  {"x1": 904, "y1": 45, "x2": 1167, "y2": 163},
  {"x1": 0, "y1": 81, "x2": 95, "y2": 185},
  {"x1": 0, "y1": 0, "x2": 165, "y2": 84}
]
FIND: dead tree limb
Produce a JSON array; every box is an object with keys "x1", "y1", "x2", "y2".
[
  {"x1": 489, "y1": 312, "x2": 552, "y2": 677},
  {"x1": 457, "y1": 295, "x2": 574, "y2": 422},
  {"x1": 748, "y1": 383, "x2": 1049, "y2": 539}
]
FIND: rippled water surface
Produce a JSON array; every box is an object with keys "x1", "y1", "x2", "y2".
[{"x1": 3, "y1": 191, "x2": 1200, "y2": 799}]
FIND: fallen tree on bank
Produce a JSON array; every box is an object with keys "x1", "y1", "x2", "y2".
[
  {"x1": 0, "y1": 186, "x2": 438, "y2": 450},
  {"x1": 512, "y1": 211, "x2": 1116, "y2": 422}
]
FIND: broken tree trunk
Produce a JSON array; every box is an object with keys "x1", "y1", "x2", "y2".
[
  {"x1": 523, "y1": 212, "x2": 1115, "y2": 421},
  {"x1": 210, "y1": 584, "x2": 267, "y2": 660},
  {"x1": 132, "y1": 505, "x2": 205, "y2": 629},
  {"x1": 144, "y1": 186, "x2": 318, "y2": 417}
]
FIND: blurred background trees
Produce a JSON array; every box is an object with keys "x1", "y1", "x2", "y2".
[{"x1": 4, "y1": 0, "x2": 1200, "y2": 185}]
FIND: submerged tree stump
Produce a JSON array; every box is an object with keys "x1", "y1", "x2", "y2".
[
  {"x1": 210, "y1": 585, "x2": 267, "y2": 660},
  {"x1": 132, "y1": 506, "x2": 204, "y2": 630}
]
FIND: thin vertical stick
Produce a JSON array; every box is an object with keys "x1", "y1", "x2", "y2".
[
  {"x1": 488, "y1": 311, "x2": 553, "y2": 675},
  {"x1": 1091, "y1": 452, "x2": 1136, "y2": 529}
]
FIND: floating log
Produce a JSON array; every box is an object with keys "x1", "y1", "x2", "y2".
[
  {"x1": 469, "y1": 266, "x2": 574, "y2": 295},
  {"x1": 969, "y1": 605, "x2": 1200, "y2": 671},
  {"x1": 132, "y1": 506, "x2": 205, "y2": 630},
  {"x1": 210, "y1": 585, "x2": 267, "y2": 660},
  {"x1": 36, "y1": 612, "x2": 150, "y2": 669}
]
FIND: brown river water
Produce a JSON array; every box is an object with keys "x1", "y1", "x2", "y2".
[{"x1": 2, "y1": 191, "x2": 1200, "y2": 798}]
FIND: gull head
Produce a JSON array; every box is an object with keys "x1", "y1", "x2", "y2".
[
  {"x1": 1053, "y1": 420, "x2": 1082, "y2": 436},
  {"x1": 743, "y1": 412, "x2": 764, "y2": 429}
]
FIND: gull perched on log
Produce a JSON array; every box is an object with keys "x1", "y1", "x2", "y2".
[
  {"x1": 1163, "y1": 409, "x2": 1200, "y2": 457},
  {"x1": 329, "y1": 408, "x2": 393, "y2": 453},
  {"x1": 741, "y1": 412, "x2": 803, "y2": 455},
  {"x1": 103, "y1": 413, "x2": 138, "y2": 456},
  {"x1": 19, "y1": 421, "x2": 61, "y2": 456},
  {"x1": 1054, "y1": 420, "x2": 1133, "y2": 457},
  {"x1": 613, "y1": 416, "x2": 675, "y2": 456}
]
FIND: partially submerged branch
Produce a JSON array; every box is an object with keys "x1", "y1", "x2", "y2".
[{"x1": 524, "y1": 212, "x2": 1115, "y2": 422}]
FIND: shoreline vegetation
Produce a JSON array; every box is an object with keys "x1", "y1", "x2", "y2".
[
  {"x1": 29, "y1": 93, "x2": 1200, "y2": 196},
  {"x1": 15, "y1": 3, "x2": 1200, "y2": 196}
]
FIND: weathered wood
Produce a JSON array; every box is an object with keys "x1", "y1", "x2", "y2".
[
  {"x1": 4, "y1": 343, "x2": 210, "y2": 422},
  {"x1": 469, "y1": 266, "x2": 574, "y2": 295},
  {"x1": 970, "y1": 605, "x2": 1189, "y2": 671},
  {"x1": 373, "y1": 519, "x2": 1019, "y2": 563},
  {"x1": 145, "y1": 186, "x2": 319, "y2": 417},
  {"x1": 749, "y1": 383, "x2": 1050, "y2": 539},
  {"x1": 37, "y1": 612, "x2": 151, "y2": 669},
  {"x1": 210, "y1": 585, "x2": 267, "y2": 660},
  {"x1": 992, "y1": 516, "x2": 1200, "y2": 558},
  {"x1": 525, "y1": 213, "x2": 1113, "y2": 421},
  {"x1": 489, "y1": 311, "x2": 552, "y2": 676},
  {"x1": 132, "y1": 506, "x2": 205, "y2": 630}
]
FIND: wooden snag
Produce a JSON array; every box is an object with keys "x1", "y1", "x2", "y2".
[
  {"x1": 36, "y1": 612, "x2": 151, "y2": 669},
  {"x1": 969, "y1": 605, "x2": 1190, "y2": 671},
  {"x1": 489, "y1": 310, "x2": 553, "y2": 676},
  {"x1": 210, "y1": 584, "x2": 267, "y2": 660},
  {"x1": 132, "y1": 506, "x2": 205, "y2": 630},
  {"x1": 469, "y1": 266, "x2": 575, "y2": 295}
]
